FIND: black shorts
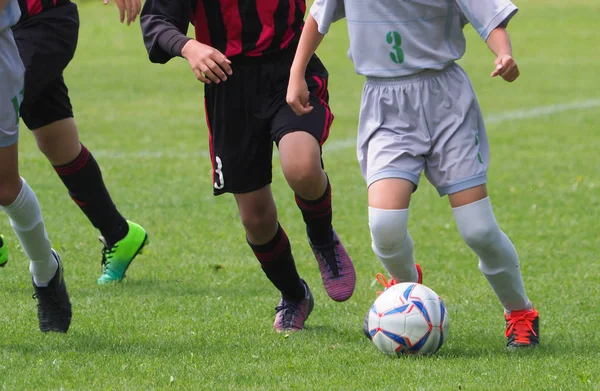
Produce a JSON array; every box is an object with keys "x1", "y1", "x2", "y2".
[
  {"x1": 12, "y1": 3, "x2": 79, "y2": 130},
  {"x1": 204, "y1": 47, "x2": 333, "y2": 196}
]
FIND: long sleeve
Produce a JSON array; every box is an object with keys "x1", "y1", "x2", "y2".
[{"x1": 140, "y1": 0, "x2": 193, "y2": 64}]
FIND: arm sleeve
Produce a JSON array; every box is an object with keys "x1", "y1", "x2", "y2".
[
  {"x1": 309, "y1": 0, "x2": 345, "y2": 35},
  {"x1": 140, "y1": 0, "x2": 193, "y2": 64},
  {"x1": 455, "y1": 0, "x2": 518, "y2": 41}
]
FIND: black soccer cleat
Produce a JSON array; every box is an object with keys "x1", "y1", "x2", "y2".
[
  {"x1": 505, "y1": 307, "x2": 539, "y2": 348},
  {"x1": 32, "y1": 250, "x2": 72, "y2": 333}
]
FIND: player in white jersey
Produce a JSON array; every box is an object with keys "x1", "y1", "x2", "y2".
[
  {"x1": 0, "y1": 0, "x2": 72, "y2": 333},
  {"x1": 287, "y1": 0, "x2": 539, "y2": 348}
]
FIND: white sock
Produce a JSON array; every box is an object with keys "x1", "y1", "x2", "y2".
[
  {"x1": 369, "y1": 207, "x2": 419, "y2": 282},
  {"x1": 0, "y1": 178, "x2": 57, "y2": 287},
  {"x1": 453, "y1": 197, "x2": 532, "y2": 312}
]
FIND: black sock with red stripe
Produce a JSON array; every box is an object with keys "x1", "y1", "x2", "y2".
[
  {"x1": 54, "y1": 144, "x2": 128, "y2": 246},
  {"x1": 295, "y1": 178, "x2": 333, "y2": 246},
  {"x1": 249, "y1": 224, "x2": 305, "y2": 302}
]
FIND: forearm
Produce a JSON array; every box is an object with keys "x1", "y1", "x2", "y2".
[
  {"x1": 156, "y1": 28, "x2": 191, "y2": 57},
  {"x1": 486, "y1": 27, "x2": 512, "y2": 57},
  {"x1": 140, "y1": 0, "x2": 190, "y2": 63},
  {"x1": 290, "y1": 15, "x2": 325, "y2": 75}
]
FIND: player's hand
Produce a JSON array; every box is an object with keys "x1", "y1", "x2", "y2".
[
  {"x1": 491, "y1": 54, "x2": 520, "y2": 82},
  {"x1": 287, "y1": 75, "x2": 312, "y2": 116},
  {"x1": 103, "y1": 0, "x2": 141, "y2": 26},
  {"x1": 182, "y1": 40, "x2": 232, "y2": 84}
]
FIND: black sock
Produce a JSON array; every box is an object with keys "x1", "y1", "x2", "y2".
[
  {"x1": 295, "y1": 178, "x2": 333, "y2": 246},
  {"x1": 54, "y1": 144, "x2": 128, "y2": 246},
  {"x1": 248, "y1": 224, "x2": 305, "y2": 302}
]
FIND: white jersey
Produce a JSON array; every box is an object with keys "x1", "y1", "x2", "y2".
[
  {"x1": 0, "y1": 0, "x2": 20, "y2": 32},
  {"x1": 311, "y1": 0, "x2": 518, "y2": 77}
]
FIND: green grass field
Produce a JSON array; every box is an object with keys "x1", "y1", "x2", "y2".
[{"x1": 1, "y1": 0, "x2": 599, "y2": 389}]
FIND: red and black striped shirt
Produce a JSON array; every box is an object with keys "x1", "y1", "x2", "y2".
[
  {"x1": 192, "y1": 0, "x2": 305, "y2": 58},
  {"x1": 141, "y1": 0, "x2": 307, "y2": 63},
  {"x1": 17, "y1": 0, "x2": 70, "y2": 21}
]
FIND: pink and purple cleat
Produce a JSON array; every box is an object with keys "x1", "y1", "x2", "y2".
[{"x1": 309, "y1": 229, "x2": 356, "y2": 302}]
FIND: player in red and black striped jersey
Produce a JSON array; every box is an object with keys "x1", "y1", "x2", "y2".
[
  {"x1": 141, "y1": 0, "x2": 357, "y2": 332},
  {"x1": 10, "y1": 0, "x2": 149, "y2": 285},
  {"x1": 16, "y1": 0, "x2": 70, "y2": 22}
]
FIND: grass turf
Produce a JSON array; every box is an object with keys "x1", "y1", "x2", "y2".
[{"x1": 1, "y1": 0, "x2": 599, "y2": 389}]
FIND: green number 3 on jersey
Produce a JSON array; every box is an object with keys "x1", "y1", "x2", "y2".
[{"x1": 386, "y1": 31, "x2": 404, "y2": 65}]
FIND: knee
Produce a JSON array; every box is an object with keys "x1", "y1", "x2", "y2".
[
  {"x1": 35, "y1": 136, "x2": 80, "y2": 165},
  {"x1": 459, "y1": 220, "x2": 500, "y2": 250},
  {"x1": 369, "y1": 207, "x2": 409, "y2": 251},
  {"x1": 33, "y1": 121, "x2": 81, "y2": 165},
  {"x1": 239, "y1": 201, "x2": 278, "y2": 236},
  {"x1": 286, "y1": 168, "x2": 323, "y2": 197}
]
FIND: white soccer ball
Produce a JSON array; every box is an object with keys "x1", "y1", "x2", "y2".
[{"x1": 367, "y1": 282, "x2": 449, "y2": 356}]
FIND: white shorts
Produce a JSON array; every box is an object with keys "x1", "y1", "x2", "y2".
[
  {"x1": 0, "y1": 28, "x2": 25, "y2": 148},
  {"x1": 357, "y1": 63, "x2": 489, "y2": 196}
]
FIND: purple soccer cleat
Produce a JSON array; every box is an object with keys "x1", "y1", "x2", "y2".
[
  {"x1": 273, "y1": 280, "x2": 314, "y2": 332},
  {"x1": 309, "y1": 229, "x2": 356, "y2": 302}
]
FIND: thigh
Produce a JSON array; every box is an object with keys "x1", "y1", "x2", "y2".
[
  {"x1": 0, "y1": 29, "x2": 24, "y2": 149},
  {"x1": 368, "y1": 178, "x2": 415, "y2": 209},
  {"x1": 424, "y1": 64, "x2": 489, "y2": 197},
  {"x1": 204, "y1": 67, "x2": 273, "y2": 196},
  {"x1": 358, "y1": 80, "x2": 427, "y2": 190},
  {"x1": 271, "y1": 55, "x2": 333, "y2": 147},
  {"x1": 13, "y1": 4, "x2": 79, "y2": 129}
]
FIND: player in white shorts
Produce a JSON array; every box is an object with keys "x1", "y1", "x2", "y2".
[
  {"x1": 287, "y1": 0, "x2": 539, "y2": 348},
  {"x1": 0, "y1": 0, "x2": 72, "y2": 333}
]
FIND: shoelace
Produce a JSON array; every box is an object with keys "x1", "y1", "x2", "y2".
[
  {"x1": 505, "y1": 312, "x2": 537, "y2": 342},
  {"x1": 99, "y1": 237, "x2": 117, "y2": 271},
  {"x1": 275, "y1": 302, "x2": 300, "y2": 329},
  {"x1": 32, "y1": 291, "x2": 62, "y2": 313},
  {"x1": 313, "y1": 239, "x2": 341, "y2": 276},
  {"x1": 375, "y1": 273, "x2": 398, "y2": 295}
]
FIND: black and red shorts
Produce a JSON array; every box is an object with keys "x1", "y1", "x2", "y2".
[
  {"x1": 12, "y1": 3, "x2": 79, "y2": 130},
  {"x1": 204, "y1": 47, "x2": 333, "y2": 196}
]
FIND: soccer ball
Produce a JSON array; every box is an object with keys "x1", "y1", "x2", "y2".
[{"x1": 367, "y1": 282, "x2": 449, "y2": 356}]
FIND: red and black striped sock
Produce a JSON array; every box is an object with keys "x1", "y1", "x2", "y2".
[
  {"x1": 295, "y1": 178, "x2": 333, "y2": 246},
  {"x1": 249, "y1": 224, "x2": 305, "y2": 302},
  {"x1": 54, "y1": 144, "x2": 128, "y2": 246}
]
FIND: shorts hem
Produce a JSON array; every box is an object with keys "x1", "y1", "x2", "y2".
[
  {"x1": 437, "y1": 174, "x2": 487, "y2": 197},
  {"x1": 0, "y1": 133, "x2": 19, "y2": 148},
  {"x1": 22, "y1": 112, "x2": 73, "y2": 131},
  {"x1": 213, "y1": 182, "x2": 272, "y2": 196},
  {"x1": 367, "y1": 170, "x2": 420, "y2": 187},
  {"x1": 273, "y1": 127, "x2": 322, "y2": 146}
]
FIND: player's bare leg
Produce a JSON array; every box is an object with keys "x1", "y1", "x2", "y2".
[
  {"x1": 447, "y1": 184, "x2": 488, "y2": 208},
  {"x1": 31, "y1": 118, "x2": 148, "y2": 284},
  {"x1": 234, "y1": 185, "x2": 279, "y2": 246},
  {"x1": 0, "y1": 142, "x2": 71, "y2": 332},
  {"x1": 279, "y1": 131, "x2": 356, "y2": 302},
  {"x1": 32, "y1": 118, "x2": 80, "y2": 165},
  {"x1": 449, "y1": 184, "x2": 539, "y2": 348},
  {"x1": 0, "y1": 142, "x2": 22, "y2": 205},
  {"x1": 234, "y1": 186, "x2": 313, "y2": 332},
  {"x1": 278, "y1": 131, "x2": 327, "y2": 199}
]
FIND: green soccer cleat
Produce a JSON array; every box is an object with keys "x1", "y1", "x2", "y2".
[
  {"x1": 98, "y1": 221, "x2": 149, "y2": 284},
  {"x1": 0, "y1": 234, "x2": 7, "y2": 267}
]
